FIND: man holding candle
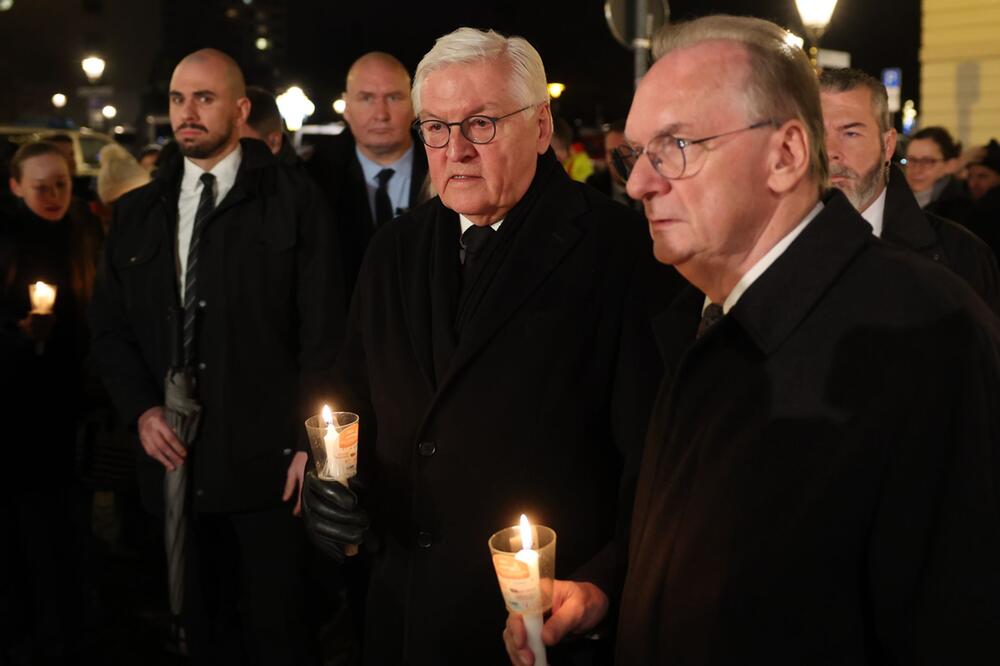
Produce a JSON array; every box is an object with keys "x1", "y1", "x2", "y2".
[
  {"x1": 530, "y1": 15, "x2": 1000, "y2": 664},
  {"x1": 89, "y1": 49, "x2": 344, "y2": 664},
  {"x1": 302, "y1": 27, "x2": 678, "y2": 665}
]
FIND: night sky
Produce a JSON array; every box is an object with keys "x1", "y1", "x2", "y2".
[{"x1": 0, "y1": 0, "x2": 919, "y2": 132}]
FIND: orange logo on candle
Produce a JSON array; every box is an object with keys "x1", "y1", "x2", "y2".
[{"x1": 493, "y1": 554, "x2": 530, "y2": 580}]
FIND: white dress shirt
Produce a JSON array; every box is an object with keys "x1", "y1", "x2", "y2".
[
  {"x1": 704, "y1": 201, "x2": 825, "y2": 315},
  {"x1": 860, "y1": 186, "x2": 888, "y2": 238},
  {"x1": 458, "y1": 214, "x2": 504, "y2": 263},
  {"x1": 356, "y1": 145, "x2": 414, "y2": 219},
  {"x1": 176, "y1": 145, "x2": 242, "y2": 294}
]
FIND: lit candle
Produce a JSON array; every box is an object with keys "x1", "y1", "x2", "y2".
[
  {"x1": 321, "y1": 404, "x2": 341, "y2": 481},
  {"x1": 29, "y1": 281, "x2": 56, "y2": 314},
  {"x1": 515, "y1": 514, "x2": 548, "y2": 666}
]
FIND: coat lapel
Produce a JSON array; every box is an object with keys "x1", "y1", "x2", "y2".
[
  {"x1": 396, "y1": 200, "x2": 459, "y2": 392},
  {"x1": 436, "y1": 168, "x2": 587, "y2": 395},
  {"x1": 881, "y1": 165, "x2": 937, "y2": 251}
]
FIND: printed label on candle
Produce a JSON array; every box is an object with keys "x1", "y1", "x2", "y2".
[{"x1": 492, "y1": 553, "x2": 543, "y2": 612}]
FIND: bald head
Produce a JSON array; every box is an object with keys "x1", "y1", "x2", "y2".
[
  {"x1": 169, "y1": 48, "x2": 250, "y2": 169},
  {"x1": 343, "y1": 51, "x2": 415, "y2": 164},
  {"x1": 174, "y1": 48, "x2": 246, "y2": 98}
]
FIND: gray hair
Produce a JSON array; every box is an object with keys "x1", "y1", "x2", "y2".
[
  {"x1": 653, "y1": 15, "x2": 829, "y2": 190},
  {"x1": 412, "y1": 27, "x2": 549, "y2": 116},
  {"x1": 819, "y1": 68, "x2": 891, "y2": 134}
]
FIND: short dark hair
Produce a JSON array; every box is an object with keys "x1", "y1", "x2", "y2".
[
  {"x1": 819, "y1": 68, "x2": 891, "y2": 134},
  {"x1": 911, "y1": 126, "x2": 962, "y2": 160},
  {"x1": 9, "y1": 141, "x2": 69, "y2": 181},
  {"x1": 605, "y1": 119, "x2": 626, "y2": 135},
  {"x1": 245, "y1": 85, "x2": 284, "y2": 136}
]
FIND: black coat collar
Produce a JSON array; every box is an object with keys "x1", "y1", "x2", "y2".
[
  {"x1": 881, "y1": 164, "x2": 937, "y2": 251},
  {"x1": 655, "y1": 189, "x2": 873, "y2": 367}
]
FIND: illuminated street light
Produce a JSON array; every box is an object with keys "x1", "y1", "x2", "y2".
[
  {"x1": 276, "y1": 86, "x2": 314, "y2": 132},
  {"x1": 81, "y1": 55, "x2": 106, "y2": 83},
  {"x1": 255, "y1": 37, "x2": 270, "y2": 51},
  {"x1": 51, "y1": 93, "x2": 68, "y2": 109},
  {"x1": 547, "y1": 82, "x2": 566, "y2": 99},
  {"x1": 0, "y1": 0, "x2": 14, "y2": 12},
  {"x1": 332, "y1": 97, "x2": 346, "y2": 115},
  {"x1": 102, "y1": 105, "x2": 118, "y2": 119},
  {"x1": 795, "y1": 0, "x2": 838, "y2": 70}
]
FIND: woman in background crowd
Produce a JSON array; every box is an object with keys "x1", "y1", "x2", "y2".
[{"x1": 904, "y1": 126, "x2": 973, "y2": 223}]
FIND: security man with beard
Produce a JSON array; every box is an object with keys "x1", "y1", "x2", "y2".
[
  {"x1": 90, "y1": 48, "x2": 344, "y2": 664},
  {"x1": 819, "y1": 68, "x2": 1000, "y2": 312}
]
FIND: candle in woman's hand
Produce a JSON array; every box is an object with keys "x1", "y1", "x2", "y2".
[
  {"x1": 29, "y1": 281, "x2": 56, "y2": 314},
  {"x1": 321, "y1": 404, "x2": 340, "y2": 480}
]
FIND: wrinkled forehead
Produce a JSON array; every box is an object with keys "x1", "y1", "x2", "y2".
[
  {"x1": 626, "y1": 42, "x2": 751, "y2": 143},
  {"x1": 420, "y1": 60, "x2": 514, "y2": 115}
]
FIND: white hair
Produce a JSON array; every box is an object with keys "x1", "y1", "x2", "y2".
[{"x1": 412, "y1": 27, "x2": 549, "y2": 116}]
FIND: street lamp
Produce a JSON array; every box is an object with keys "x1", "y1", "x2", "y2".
[
  {"x1": 102, "y1": 105, "x2": 117, "y2": 119},
  {"x1": 51, "y1": 93, "x2": 68, "y2": 109},
  {"x1": 81, "y1": 55, "x2": 106, "y2": 83},
  {"x1": 275, "y1": 86, "x2": 314, "y2": 132},
  {"x1": 547, "y1": 82, "x2": 566, "y2": 99},
  {"x1": 795, "y1": 0, "x2": 838, "y2": 69},
  {"x1": 332, "y1": 97, "x2": 346, "y2": 115}
]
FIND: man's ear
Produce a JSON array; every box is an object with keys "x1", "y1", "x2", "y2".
[
  {"x1": 766, "y1": 119, "x2": 810, "y2": 194},
  {"x1": 9, "y1": 177, "x2": 22, "y2": 198},
  {"x1": 267, "y1": 131, "x2": 283, "y2": 156},
  {"x1": 883, "y1": 128, "x2": 897, "y2": 164},
  {"x1": 536, "y1": 103, "x2": 554, "y2": 154},
  {"x1": 235, "y1": 96, "x2": 251, "y2": 128}
]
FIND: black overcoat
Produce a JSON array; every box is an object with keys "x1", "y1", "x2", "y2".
[
  {"x1": 618, "y1": 191, "x2": 1000, "y2": 664},
  {"x1": 305, "y1": 131, "x2": 429, "y2": 294},
  {"x1": 881, "y1": 164, "x2": 1000, "y2": 313},
  {"x1": 335, "y1": 152, "x2": 678, "y2": 664},
  {"x1": 89, "y1": 139, "x2": 345, "y2": 514}
]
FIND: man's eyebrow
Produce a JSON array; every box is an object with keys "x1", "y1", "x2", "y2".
[
  {"x1": 625, "y1": 122, "x2": 687, "y2": 145},
  {"x1": 838, "y1": 121, "x2": 867, "y2": 130}
]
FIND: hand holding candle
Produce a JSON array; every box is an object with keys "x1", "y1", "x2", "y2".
[
  {"x1": 489, "y1": 514, "x2": 557, "y2": 666},
  {"x1": 305, "y1": 405, "x2": 360, "y2": 555}
]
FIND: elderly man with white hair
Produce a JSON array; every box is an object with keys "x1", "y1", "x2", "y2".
[{"x1": 302, "y1": 26, "x2": 677, "y2": 664}]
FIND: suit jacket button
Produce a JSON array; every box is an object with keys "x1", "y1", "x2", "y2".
[
  {"x1": 417, "y1": 441, "x2": 436, "y2": 457},
  {"x1": 416, "y1": 531, "x2": 433, "y2": 549}
]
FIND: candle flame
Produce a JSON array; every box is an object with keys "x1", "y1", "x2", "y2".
[
  {"x1": 322, "y1": 404, "x2": 333, "y2": 426},
  {"x1": 519, "y1": 514, "x2": 533, "y2": 551},
  {"x1": 29, "y1": 281, "x2": 57, "y2": 313}
]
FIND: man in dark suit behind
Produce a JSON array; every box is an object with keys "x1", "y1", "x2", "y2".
[
  {"x1": 307, "y1": 52, "x2": 428, "y2": 294},
  {"x1": 90, "y1": 49, "x2": 344, "y2": 664},
  {"x1": 534, "y1": 14, "x2": 1000, "y2": 665},
  {"x1": 819, "y1": 67, "x2": 1000, "y2": 313},
  {"x1": 302, "y1": 27, "x2": 677, "y2": 665}
]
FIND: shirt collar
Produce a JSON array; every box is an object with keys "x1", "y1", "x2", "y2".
[
  {"x1": 181, "y1": 143, "x2": 242, "y2": 193},
  {"x1": 355, "y1": 144, "x2": 414, "y2": 184},
  {"x1": 705, "y1": 201, "x2": 824, "y2": 315},
  {"x1": 860, "y1": 185, "x2": 888, "y2": 238},
  {"x1": 459, "y1": 214, "x2": 504, "y2": 235}
]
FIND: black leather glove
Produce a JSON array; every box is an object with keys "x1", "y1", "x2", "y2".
[{"x1": 301, "y1": 470, "x2": 370, "y2": 562}]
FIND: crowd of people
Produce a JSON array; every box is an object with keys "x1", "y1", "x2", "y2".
[{"x1": 2, "y1": 14, "x2": 1000, "y2": 666}]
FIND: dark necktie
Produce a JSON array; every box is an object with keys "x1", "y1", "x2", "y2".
[
  {"x1": 696, "y1": 302, "x2": 724, "y2": 339},
  {"x1": 374, "y1": 168, "x2": 395, "y2": 226},
  {"x1": 461, "y1": 224, "x2": 495, "y2": 277},
  {"x1": 183, "y1": 172, "x2": 216, "y2": 367}
]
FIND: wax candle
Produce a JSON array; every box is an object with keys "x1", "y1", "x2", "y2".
[
  {"x1": 321, "y1": 404, "x2": 341, "y2": 481},
  {"x1": 515, "y1": 514, "x2": 548, "y2": 666}
]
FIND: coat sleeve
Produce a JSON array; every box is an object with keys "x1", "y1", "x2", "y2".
[
  {"x1": 294, "y1": 175, "x2": 347, "y2": 452},
  {"x1": 868, "y1": 309, "x2": 1000, "y2": 663},
  {"x1": 88, "y1": 205, "x2": 162, "y2": 426}
]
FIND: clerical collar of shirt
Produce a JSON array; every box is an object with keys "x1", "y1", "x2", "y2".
[
  {"x1": 860, "y1": 185, "x2": 888, "y2": 238},
  {"x1": 181, "y1": 143, "x2": 242, "y2": 197},
  {"x1": 702, "y1": 200, "x2": 824, "y2": 315},
  {"x1": 355, "y1": 144, "x2": 413, "y2": 185},
  {"x1": 459, "y1": 214, "x2": 504, "y2": 236}
]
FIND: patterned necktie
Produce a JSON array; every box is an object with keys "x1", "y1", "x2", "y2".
[
  {"x1": 183, "y1": 172, "x2": 216, "y2": 367},
  {"x1": 696, "y1": 302, "x2": 724, "y2": 338},
  {"x1": 374, "y1": 168, "x2": 395, "y2": 226}
]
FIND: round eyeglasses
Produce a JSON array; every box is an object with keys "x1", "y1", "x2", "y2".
[
  {"x1": 413, "y1": 106, "x2": 534, "y2": 148},
  {"x1": 612, "y1": 120, "x2": 776, "y2": 181}
]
